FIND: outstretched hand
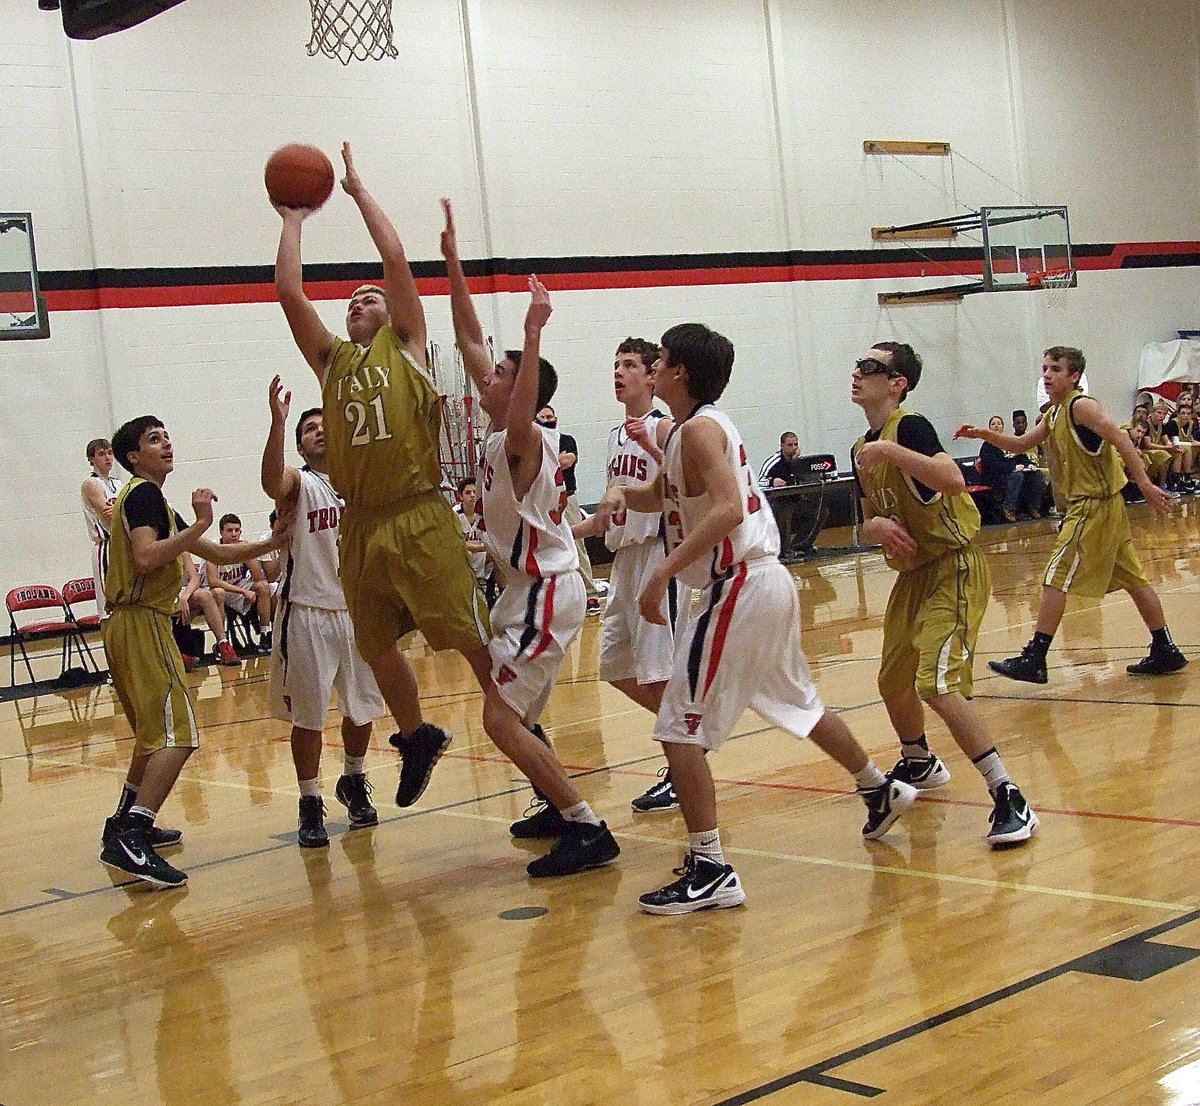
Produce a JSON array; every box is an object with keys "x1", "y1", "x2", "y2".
[
  {"x1": 340, "y1": 141, "x2": 363, "y2": 197},
  {"x1": 1146, "y1": 484, "x2": 1174, "y2": 516},
  {"x1": 269, "y1": 375, "x2": 292, "y2": 425},
  {"x1": 271, "y1": 201, "x2": 315, "y2": 222},
  {"x1": 440, "y1": 197, "x2": 458, "y2": 260},
  {"x1": 524, "y1": 274, "x2": 552, "y2": 334},
  {"x1": 954, "y1": 424, "x2": 985, "y2": 441}
]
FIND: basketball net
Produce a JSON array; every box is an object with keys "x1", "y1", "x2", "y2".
[
  {"x1": 1028, "y1": 267, "x2": 1075, "y2": 312},
  {"x1": 307, "y1": 0, "x2": 398, "y2": 63},
  {"x1": 429, "y1": 341, "x2": 483, "y2": 500}
]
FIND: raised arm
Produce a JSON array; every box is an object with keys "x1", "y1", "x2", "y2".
[
  {"x1": 440, "y1": 197, "x2": 492, "y2": 393},
  {"x1": 511, "y1": 278, "x2": 556, "y2": 463},
  {"x1": 261, "y1": 375, "x2": 302, "y2": 504},
  {"x1": 274, "y1": 206, "x2": 335, "y2": 379},
  {"x1": 340, "y1": 142, "x2": 427, "y2": 364}
]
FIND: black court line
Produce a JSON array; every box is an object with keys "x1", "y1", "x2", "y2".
[{"x1": 713, "y1": 905, "x2": 1200, "y2": 1103}]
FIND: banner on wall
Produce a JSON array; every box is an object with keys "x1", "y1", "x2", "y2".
[{"x1": 1137, "y1": 339, "x2": 1200, "y2": 406}]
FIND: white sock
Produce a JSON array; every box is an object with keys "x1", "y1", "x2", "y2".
[
  {"x1": 853, "y1": 762, "x2": 888, "y2": 791},
  {"x1": 298, "y1": 778, "x2": 321, "y2": 798},
  {"x1": 689, "y1": 829, "x2": 724, "y2": 864},
  {"x1": 972, "y1": 749, "x2": 1010, "y2": 793},
  {"x1": 343, "y1": 754, "x2": 366, "y2": 776},
  {"x1": 561, "y1": 801, "x2": 601, "y2": 828}
]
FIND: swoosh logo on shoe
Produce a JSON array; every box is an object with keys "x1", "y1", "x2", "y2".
[
  {"x1": 685, "y1": 873, "x2": 731, "y2": 900},
  {"x1": 120, "y1": 839, "x2": 147, "y2": 866}
]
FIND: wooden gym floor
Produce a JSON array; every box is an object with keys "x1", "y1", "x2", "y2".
[{"x1": 2, "y1": 504, "x2": 1198, "y2": 1106}]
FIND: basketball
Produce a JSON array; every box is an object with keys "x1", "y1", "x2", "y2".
[{"x1": 264, "y1": 144, "x2": 335, "y2": 210}]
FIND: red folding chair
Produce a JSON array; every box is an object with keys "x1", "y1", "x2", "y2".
[
  {"x1": 63, "y1": 577, "x2": 102, "y2": 631},
  {"x1": 6, "y1": 585, "x2": 95, "y2": 686}
]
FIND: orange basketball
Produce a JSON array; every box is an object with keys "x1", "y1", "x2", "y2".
[{"x1": 264, "y1": 144, "x2": 335, "y2": 210}]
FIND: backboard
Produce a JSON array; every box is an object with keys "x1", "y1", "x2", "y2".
[
  {"x1": 0, "y1": 215, "x2": 50, "y2": 341},
  {"x1": 981, "y1": 206, "x2": 1074, "y2": 291}
]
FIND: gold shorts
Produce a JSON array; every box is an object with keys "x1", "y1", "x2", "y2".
[
  {"x1": 879, "y1": 544, "x2": 989, "y2": 701},
  {"x1": 339, "y1": 491, "x2": 491, "y2": 662},
  {"x1": 103, "y1": 606, "x2": 199, "y2": 757},
  {"x1": 1043, "y1": 493, "x2": 1148, "y2": 597}
]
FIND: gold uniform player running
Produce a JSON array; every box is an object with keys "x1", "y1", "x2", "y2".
[
  {"x1": 852, "y1": 343, "x2": 1037, "y2": 846},
  {"x1": 100, "y1": 416, "x2": 287, "y2": 888},
  {"x1": 274, "y1": 143, "x2": 492, "y2": 807},
  {"x1": 956, "y1": 345, "x2": 1187, "y2": 682}
]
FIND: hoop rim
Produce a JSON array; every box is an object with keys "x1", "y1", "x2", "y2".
[{"x1": 1027, "y1": 267, "x2": 1076, "y2": 289}]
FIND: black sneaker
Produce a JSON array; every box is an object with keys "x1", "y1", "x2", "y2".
[
  {"x1": 334, "y1": 773, "x2": 378, "y2": 827},
  {"x1": 102, "y1": 816, "x2": 183, "y2": 849},
  {"x1": 298, "y1": 795, "x2": 329, "y2": 848},
  {"x1": 510, "y1": 799, "x2": 570, "y2": 838},
  {"x1": 100, "y1": 826, "x2": 188, "y2": 888},
  {"x1": 526, "y1": 820, "x2": 619, "y2": 878},
  {"x1": 1126, "y1": 644, "x2": 1188, "y2": 676},
  {"x1": 390, "y1": 723, "x2": 452, "y2": 807},
  {"x1": 638, "y1": 852, "x2": 747, "y2": 915},
  {"x1": 988, "y1": 648, "x2": 1048, "y2": 684},
  {"x1": 889, "y1": 754, "x2": 951, "y2": 791},
  {"x1": 987, "y1": 783, "x2": 1039, "y2": 846},
  {"x1": 630, "y1": 767, "x2": 679, "y2": 813},
  {"x1": 861, "y1": 777, "x2": 918, "y2": 840},
  {"x1": 258, "y1": 631, "x2": 273, "y2": 654}
]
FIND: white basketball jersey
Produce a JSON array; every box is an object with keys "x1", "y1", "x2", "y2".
[
  {"x1": 280, "y1": 468, "x2": 346, "y2": 610},
  {"x1": 480, "y1": 425, "x2": 579, "y2": 585},
  {"x1": 662, "y1": 405, "x2": 780, "y2": 589},
  {"x1": 605, "y1": 410, "x2": 668, "y2": 551},
  {"x1": 453, "y1": 503, "x2": 489, "y2": 580},
  {"x1": 81, "y1": 473, "x2": 123, "y2": 541}
]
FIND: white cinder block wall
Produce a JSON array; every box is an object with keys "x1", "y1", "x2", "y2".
[{"x1": 1, "y1": 0, "x2": 1198, "y2": 592}]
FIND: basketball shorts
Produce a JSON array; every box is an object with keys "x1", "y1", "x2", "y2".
[
  {"x1": 490, "y1": 572, "x2": 586, "y2": 724},
  {"x1": 879, "y1": 544, "x2": 989, "y2": 701},
  {"x1": 269, "y1": 603, "x2": 386, "y2": 731},
  {"x1": 655, "y1": 558, "x2": 825, "y2": 750},
  {"x1": 104, "y1": 606, "x2": 199, "y2": 757},
  {"x1": 599, "y1": 539, "x2": 687, "y2": 686},
  {"x1": 1043, "y1": 492, "x2": 1149, "y2": 597},
  {"x1": 223, "y1": 589, "x2": 253, "y2": 616},
  {"x1": 339, "y1": 491, "x2": 491, "y2": 663}
]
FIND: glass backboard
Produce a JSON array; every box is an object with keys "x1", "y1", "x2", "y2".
[
  {"x1": 0, "y1": 214, "x2": 50, "y2": 340},
  {"x1": 981, "y1": 206, "x2": 1074, "y2": 291}
]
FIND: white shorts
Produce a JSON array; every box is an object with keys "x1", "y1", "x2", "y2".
[
  {"x1": 269, "y1": 603, "x2": 386, "y2": 731},
  {"x1": 91, "y1": 538, "x2": 109, "y2": 620},
  {"x1": 490, "y1": 572, "x2": 585, "y2": 724},
  {"x1": 224, "y1": 589, "x2": 253, "y2": 616},
  {"x1": 599, "y1": 539, "x2": 688, "y2": 685},
  {"x1": 655, "y1": 558, "x2": 825, "y2": 750}
]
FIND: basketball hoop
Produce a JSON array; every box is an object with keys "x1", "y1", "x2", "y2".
[
  {"x1": 307, "y1": 0, "x2": 398, "y2": 63},
  {"x1": 1027, "y1": 267, "x2": 1075, "y2": 290}
]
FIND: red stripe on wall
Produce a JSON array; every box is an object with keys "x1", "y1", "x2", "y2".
[{"x1": 37, "y1": 241, "x2": 1200, "y2": 313}]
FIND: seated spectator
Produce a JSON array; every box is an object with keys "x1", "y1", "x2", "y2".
[
  {"x1": 1130, "y1": 412, "x2": 1172, "y2": 491},
  {"x1": 1123, "y1": 420, "x2": 1158, "y2": 501},
  {"x1": 1165, "y1": 394, "x2": 1197, "y2": 493},
  {"x1": 255, "y1": 509, "x2": 285, "y2": 586},
  {"x1": 1147, "y1": 401, "x2": 1187, "y2": 493},
  {"x1": 759, "y1": 431, "x2": 800, "y2": 486},
  {"x1": 203, "y1": 513, "x2": 273, "y2": 652},
  {"x1": 978, "y1": 415, "x2": 1046, "y2": 522},
  {"x1": 176, "y1": 555, "x2": 240, "y2": 667}
]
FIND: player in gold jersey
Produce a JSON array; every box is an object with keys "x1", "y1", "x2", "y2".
[
  {"x1": 274, "y1": 144, "x2": 492, "y2": 810},
  {"x1": 99, "y1": 416, "x2": 287, "y2": 888},
  {"x1": 957, "y1": 346, "x2": 1186, "y2": 681},
  {"x1": 852, "y1": 343, "x2": 1037, "y2": 846}
]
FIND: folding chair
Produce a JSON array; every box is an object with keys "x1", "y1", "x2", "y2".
[
  {"x1": 6, "y1": 585, "x2": 94, "y2": 686},
  {"x1": 62, "y1": 577, "x2": 103, "y2": 670}
]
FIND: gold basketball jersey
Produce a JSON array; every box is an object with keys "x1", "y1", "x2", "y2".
[
  {"x1": 853, "y1": 408, "x2": 980, "y2": 571},
  {"x1": 322, "y1": 325, "x2": 443, "y2": 510},
  {"x1": 105, "y1": 477, "x2": 184, "y2": 615},
  {"x1": 1045, "y1": 390, "x2": 1126, "y2": 501}
]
